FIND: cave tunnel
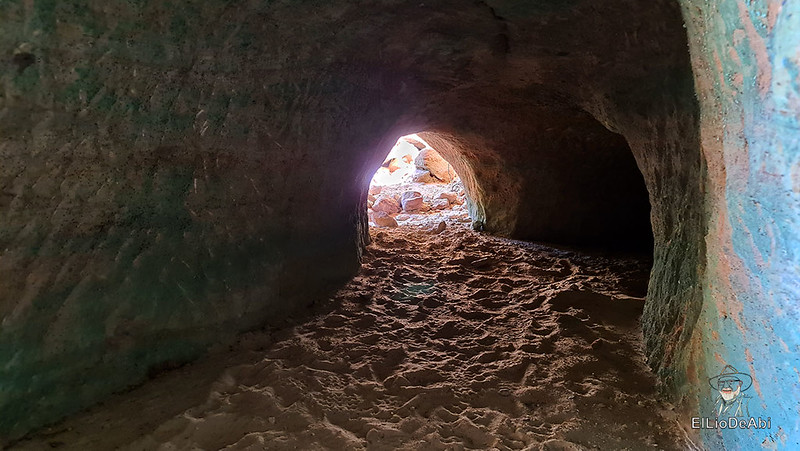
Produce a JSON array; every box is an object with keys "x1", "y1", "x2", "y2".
[
  {"x1": 365, "y1": 119, "x2": 653, "y2": 253},
  {"x1": 2, "y1": 0, "x2": 799, "y2": 449}
]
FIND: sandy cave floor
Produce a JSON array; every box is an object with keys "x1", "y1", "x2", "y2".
[{"x1": 13, "y1": 224, "x2": 693, "y2": 451}]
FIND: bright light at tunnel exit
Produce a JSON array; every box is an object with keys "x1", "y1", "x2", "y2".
[
  {"x1": 367, "y1": 133, "x2": 470, "y2": 230},
  {"x1": 370, "y1": 134, "x2": 430, "y2": 186}
]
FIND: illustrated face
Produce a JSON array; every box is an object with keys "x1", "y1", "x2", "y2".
[{"x1": 718, "y1": 377, "x2": 742, "y2": 401}]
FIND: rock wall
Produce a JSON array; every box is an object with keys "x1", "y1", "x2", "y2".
[
  {"x1": 0, "y1": 0, "x2": 386, "y2": 439},
  {"x1": 680, "y1": 0, "x2": 800, "y2": 448},
  {"x1": 420, "y1": 103, "x2": 652, "y2": 251},
  {"x1": 0, "y1": 0, "x2": 766, "y2": 445}
]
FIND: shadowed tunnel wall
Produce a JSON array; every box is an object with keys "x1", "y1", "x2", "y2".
[
  {"x1": 0, "y1": 0, "x2": 797, "y2": 448},
  {"x1": 681, "y1": 0, "x2": 800, "y2": 448},
  {"x1": 399, "y1": 108, "x2": 653, "y2": 251}
]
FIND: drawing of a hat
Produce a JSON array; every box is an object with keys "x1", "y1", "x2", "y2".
[{"x1": 709, "y1": 365, "x2": 752, "y2": 391}]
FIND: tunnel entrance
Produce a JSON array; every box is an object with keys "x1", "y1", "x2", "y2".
[{"x1": 367, "y1": 134, "x2": 471, "y2": 232}]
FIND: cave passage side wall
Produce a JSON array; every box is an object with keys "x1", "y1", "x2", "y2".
[
  {"x1": 679, "y1": 0, "x2": 800, "y2": 448},
  {"x1": 0, "y1": 0, "x2": 735, "y2": 444},
  {"x1": 0, "y1": 1, "x2": 407, "y2": 439}
]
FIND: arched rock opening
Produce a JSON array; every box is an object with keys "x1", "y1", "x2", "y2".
[
  {"x1": 363, "y1": 117, "x2": 652, "y2": 253},
  {"x1": 6, "y1": 0, "x2": 797, "y2": 447},
  {"x1": 1, "y1": 0, "x2": 701, "y2": 440}
]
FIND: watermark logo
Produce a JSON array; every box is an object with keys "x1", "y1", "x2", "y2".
[
  {"x1": 711, "y1": 364, "x2": 752, "y2": 418},
  {"x1": 691, "y1": 364, "x2": 771, "y2": 430}
]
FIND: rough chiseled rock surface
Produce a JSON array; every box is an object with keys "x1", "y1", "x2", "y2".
[
  {"x1": 680, "y1": 0, "x2": 800, "y2": 448},
  {"x1": 1, "y1": 0, "x2": 796, "y2": 447}
]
